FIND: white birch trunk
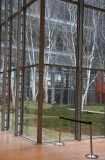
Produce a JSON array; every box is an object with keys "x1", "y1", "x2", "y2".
[{"x1": 26, "y1": 13, "x2": 38, "y2": 102}]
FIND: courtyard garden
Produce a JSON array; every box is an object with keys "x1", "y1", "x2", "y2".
[{"x1": 0, "y1": 102, "x2": 105, "y2": 141}]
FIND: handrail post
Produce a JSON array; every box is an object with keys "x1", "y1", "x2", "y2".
[
  {"x1": 90, "y1": 123, "x2": 93, "y2": 157},
  {"x1": 85, "y1": 122, "x2": 99, "y2": 159},
  {"x1": 59, "y1": 116, "x2": 62, "y2": 143},
  {"x1": 55, "y1": 116, "x2": 65, "y2": 146},
  {"x1": 55, "y1": 116, "x2": 99, "y2": 159}
]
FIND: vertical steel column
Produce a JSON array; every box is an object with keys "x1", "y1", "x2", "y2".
[
  {"x1": 6, "y1": 0, "x2": 12, "y2": 130},
  {"x1": 0, "y1": 0, "x2": 1, "y2": 61},
  {"x1": 0, "y1": 0, "x2": 1, "y2": 116},
  {"x1": 2, "y1": 0, "x2": 8, "y2": 131},
  {"x1": 75, "y1": 0, "x2": 84, "y2": 140},
  {"x1": 37, "y1": 0, "x2": 45, "y2": 143},
  {"x1": 20, "y1": 0, "x2": 26, "y2": 135},
  {"x1": 15, "y1": 0, "x2": 21, "y2": 136},
  {"x1": 0, "y1": 1, "x2": 2, "y2": 128}
]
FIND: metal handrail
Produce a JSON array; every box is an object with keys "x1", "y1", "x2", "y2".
[{"x1": 55, "y1": 116, "x2": 99, "y2": 159}]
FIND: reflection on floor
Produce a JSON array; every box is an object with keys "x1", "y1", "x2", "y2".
[{"x1": 0, "y1": 130, "x2": 105, "y2": 160}]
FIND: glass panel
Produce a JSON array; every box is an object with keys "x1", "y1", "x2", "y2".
[
  {"x1": 26, "y1": 0, "x2": 31, "y2": 3},
  {"x1": 21, "y1": 0, "x2": 23, "y2": 6},
  {"x1": 11, "y1": 17, "x2": 18, "y2": 69},
  {"x1": 81, "y1": 70, "x2": 105, "y2": 138},
  {"x1": 1, "y1": 0, "x2": 5, "y2": 23},
  {"x1": 0, "y1": 74, "x2": 3, "y2": 127},
  {"x1": 9, "y1": 71, "x2": 16, "y2": 131},
  {"x1": 44, "y1": 0, "x2": 77, "y2": 66},
  {"x1": 23, "y1": 67, "x2": 39, "y2": 140},
  {"x1": 25, "y1": 1, "x2": 40, "y2": 66},
  {"x1": 0, "y1": 26, "x2": 5, "y2": 72},
  {"x1": 83, "y1": 8, "x2": 105, "y2": 69},
  {"x1": 84, "y1": 0, "x2": 105, "y2": 9},
  {"x1": 12, "y1": 0, "x2": 18, "y2": 14},
  {"x1": 42, "y1": 67, "x2": 76, "y2": 141}
]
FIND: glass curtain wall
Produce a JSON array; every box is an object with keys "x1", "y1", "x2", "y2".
[
  {"x1": 0, "y1": 74, "x2": 3, "y2": 126},
  {"x1": 42, "y1": 0, "x2": 77, "y2": 141},
  {"x1": 11, "y1": 17, "x2": 18, "y2": 69},
  {"x1": 9, "y1": 71, "x2": 16, "y2": 131},
  {"x1": 12, "y1": 0, "x2": 18, "y2": 14},
  {"x1": 81, "y1": 5, "x2": 105, "y2": 138},
  {"x1": 23, "y1": 0, "x2": 40, "y2": 140},
  {"x1": 0, "y1": 25, "x2": 5, "y2": 127},
  {"x1": 0, "y1": 26, "x2": 5, "y2": 72},
  {"x1": 0, "y1": 0, "x2": 105, "y2": 142},
  {"x1": 9, "y1": 16, "x2": 18, "y2": 132},
  {"x1": 23, "y1": 67, "x2": 39, "y2": 139},
  {"x1": 84, "y1": 0, "x2": 105, "y2": 9},
  {"x1": 1, "y1": 0, "x2": 5, "y2": 23}
]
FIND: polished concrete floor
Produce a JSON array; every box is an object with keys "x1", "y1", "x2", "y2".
[{"x1": 0, "y1": 130, "x2": 105, "y2": 160}]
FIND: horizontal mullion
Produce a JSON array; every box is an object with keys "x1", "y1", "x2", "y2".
[
  {"x1": 0, "y1": 72, "x2": 4, "y2": 74},
  {"x1": 6, "y1": 66, "x2": 105, "y2": 72},
  {"x1": 61, "y1": 0, "x2": 78, "y2": 5},
  {"x1": 8, "y1": 12, "x2": 18, "y2": 20},
  {"x1": 7, "y1": 68, "x2": 17, "y2": 72},
  {"x1": 0, "y1": 22, "x2": 5, "y2": 27},
  {"x1": 83, "y1": 67, "x2": 105, "y2": 72},
  {"x1": 22, "y1": 0, "x2": 37, "y2": 10},
  {"x1": 20, "y1": 64, "x2": 39, "y2": 69},
  {"x1": 84, "y1": 4, "x2": 105, "y2": 13},
  {"x1": 8, "y1": 64, "x2": 77, "y2": 70},
  {"x1": 44, "y1": 63, "x2": 77, "y2": 69}
]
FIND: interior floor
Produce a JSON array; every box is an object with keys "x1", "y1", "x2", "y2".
[{"x1": 0, "y1": 130, "x2": 105, "y2": 160}]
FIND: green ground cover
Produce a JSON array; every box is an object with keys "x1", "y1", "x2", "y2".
[
  {"x1": 23, "y1": 102, "x2": 105, "y2": 140},
  {"x1": 0, "y1": 103, "x2": 105, "y2": 141}
]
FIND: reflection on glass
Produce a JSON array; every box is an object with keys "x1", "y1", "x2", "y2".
[
  {"x1": 23, "y1": 67, "x2": 39, "y2": 140},
  {"x1": 83, "y1": 8, "x2": 105, "y2": 69},
  {"x1": 0, "y1": 26, "x2": 5, "y2": 72},
  {"x1": 21, "y1": 0, "x2": 23, "y2": 6},
  {"x1": 84, "y1": 0, "x2": 105, "y2": 9},
  {"x1": 44, "y1": 0, "x2": 77, "y2": 66},
  {"x1": 12, "y1": 0, "x2": 18, "y2": 14},
  {"x1": 1, "y1": 0, "x2": 5, "y2": 23},
  {"x1": 26, "y1": 0, "x2": 31, "y2": 3},
  {"x1": 25, "y1": 1, "x2": 40, "y2": 66},
  {"x1": 42, "y1": 67, "x2": 76, "y2": 141},
  {"x1": 0, "y1": 74, "x2": 3, "y2": 126},
  {"x1": 81, "y1": 70, "x2": 105, "y2": 138},
  {"x1": 11, "y1": 17, "x2": 18, "y2": 69},
  {"x1": 9, "y1": 71, "x2": 16, "y2": 131}
]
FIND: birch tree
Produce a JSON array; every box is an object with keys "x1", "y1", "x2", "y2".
[
  {"x1": 43, "y1": 1, "x2": 77, "y2": 103},
  {"x1": 55, "y1": 1, "x2": 105, "y2": 109},
  {"x1": 82, "y1": 6, "x2": 105, "y2": 110},
  {"x1": 25, "y1": 1, "x2": 40, "y2": 102},
  {"x1": 23, "y1": 0, "x2": 105, "y2": 108}
]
